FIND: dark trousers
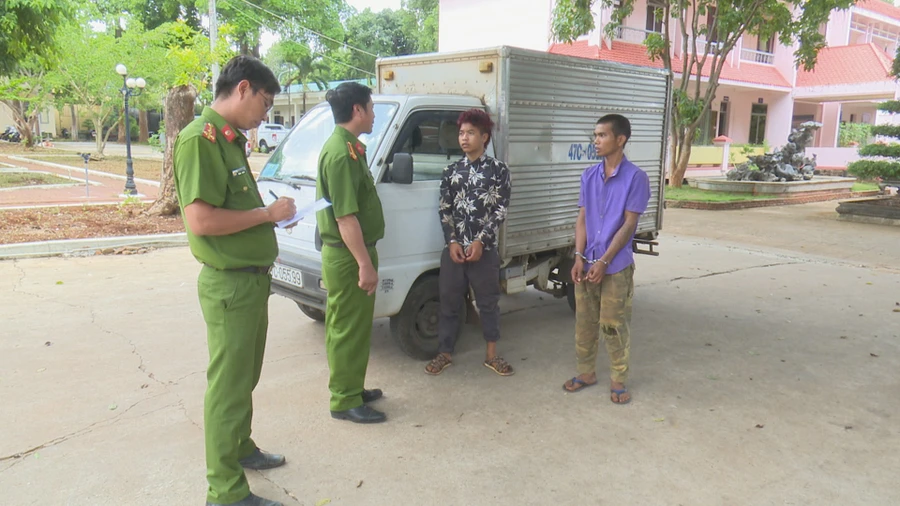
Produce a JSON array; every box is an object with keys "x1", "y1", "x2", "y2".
[{"x1": 437, "y1": 247, "x2": 501, "y2": 354}]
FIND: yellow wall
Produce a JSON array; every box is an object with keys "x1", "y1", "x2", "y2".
[{"x1": 688, "y1": 145, "x2": 766, "y2": 165}]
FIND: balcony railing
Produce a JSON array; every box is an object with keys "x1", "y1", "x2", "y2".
[
  {"x1": 740, "y1": 48, "x2": 774, "y2": 64},
  {"x1": 614, "y1": 25, "x2": 656, "y2": 44}
]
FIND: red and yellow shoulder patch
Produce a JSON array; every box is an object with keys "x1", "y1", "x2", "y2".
[
  {"x1": 347, "y1": 141, "x2": 358, "y2": 161},
  {"x1": 202, "y1": 123, "x2": 217, "y2": 143},
  {"x1": 221, "y1": 124, "x2": 236, "y2": 142},
  {"x1": 355, "y1": 142, "x2": 365, "y2": 156}
]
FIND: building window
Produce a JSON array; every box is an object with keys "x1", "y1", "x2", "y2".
[
  {"x1": 757, "y1": 34, "x2": 774, "y2": 53},
  {"x1": 718, "y1": 101, "x2": 729, "y2": 137},
  {"x1": 749, "y1": 104, "x2": 768, "y2": 145},
  {"x1": 273, "y1": 113, "x2": 284, "y2": 125},
  {"x1": 646, "y1": 0, "x2": 664, "y2": 33},
  {"x1": 706, "y1": 6, "x2": 718, "y2": 43},
  {"x1": 696, "y1": 108, "x2": 720, "y2": 145}
]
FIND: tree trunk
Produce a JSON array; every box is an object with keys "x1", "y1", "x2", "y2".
[
  {"x1": 92, "y1": 114, "x2": 109, "y2": 159},
  {"x1": 117, "y1": 112, "x2": 126, "y2": 144},
  {"x1": 139, "y1": 110, "x2": 149, "y2": 143},
  {"x1": 70, "y1": 104, "x2": 77, "y2": 140},
  {"x1": 670, "y1": 127, "x2": 696, "y2": 188},
  {"x1": 147, "y1": 85, "x2": 197, "y2": 217}
]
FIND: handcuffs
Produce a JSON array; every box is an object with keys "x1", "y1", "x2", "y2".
[{"x1": 575, "y1": 251, "x2": 609, "y2": 266}]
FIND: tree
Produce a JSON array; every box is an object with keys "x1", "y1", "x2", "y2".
[
  {"x1": 848, "y1": 46, "x2": 900, "y2": 197},
  {"x1": 147, "y1": 21, "x2": 235, "y2": 216},
  {"x1": 0, "y1": 58, "x2": 53, "y2": 147},
  {"x1": 0, "y1": 0, "x2": 74, "y2": 75},
  {"x1": 551, "y1": 0, "x2": 854, "y2": 187},
  {"x1": 48, "y1": 24, "x2": 123, "y2": 157},
  {"x1": 401, "y1": 0, "x2": 438, "y2": 53},
  {"x1": 266, "y1": 40, "x2": 330, "y2": 114}
]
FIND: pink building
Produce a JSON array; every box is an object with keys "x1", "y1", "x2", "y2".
[{"x1": 439, "y1": 0, "x2": 900, "y2": 170}]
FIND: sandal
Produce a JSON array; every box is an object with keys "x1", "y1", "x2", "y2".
[
  {"x1": 610, "y1": 388, "x2": 632, "y2": 405},
  {"x1": 483, "y1": 356, "x2": 515, "y2": 376},
  {"x1": 562, "y1": 377, "x2": 598, "y2": 393},
  {"x1": 425, "y1": 354, "x2": 452, "y2": 375}
]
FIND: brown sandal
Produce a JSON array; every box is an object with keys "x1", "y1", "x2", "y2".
[
  {"x1": 483, "y1": 356, "x2": 515, "y2": 376},
  {"x1": 425, "y1": 354, "x2": 452, "y2": 375}
]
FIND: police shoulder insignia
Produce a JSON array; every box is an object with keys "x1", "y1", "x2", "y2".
[
  {"x1": 221, "y1": 124, "x2": 236, "y2": 142},
  {"x1": 347, "y1": 141, "x2": 358, "y2": 161},
  {"x1": 202, "y1": 123, "x2": 217, "y2": 143}
]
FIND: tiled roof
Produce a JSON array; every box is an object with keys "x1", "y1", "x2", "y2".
[
  {"x1": 549, "y1": 39, "x2": 791, "y2": 88},
  {"x1": 854, "y1": 0, "x2": 900, "y2": 21},
  {"x1": 795, "y1": 43, "x2": 893, "y2": 86}
]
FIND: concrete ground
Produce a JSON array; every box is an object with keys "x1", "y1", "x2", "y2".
[{"x1": 1, "y1": 204, "x2": 898, "y2": 506}]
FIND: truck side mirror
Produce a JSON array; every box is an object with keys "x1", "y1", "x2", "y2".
[{"x1": 391, "y1": 153, "x2": 414, "y2": 184}]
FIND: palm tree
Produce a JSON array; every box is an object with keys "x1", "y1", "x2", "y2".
[{"x1": 267, "y1": 41, "x2": 331, "y2": 118}]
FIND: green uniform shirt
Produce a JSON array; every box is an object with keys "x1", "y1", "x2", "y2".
[
  {"x1": 173, "y1": 107, "x2": 277, "y2": 269},
  {"x1": 316, "y1": 126, "x2": 385, "y2": 245}
]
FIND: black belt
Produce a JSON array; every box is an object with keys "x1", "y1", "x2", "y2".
[
  {"x1": 324, "y1": 241, "x2": 377, "y2": 248},
  {"x1": 205, "y1": 264, "x2": 273, "y2": 275}
]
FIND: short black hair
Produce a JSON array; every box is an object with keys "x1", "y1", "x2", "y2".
[
  {"x1": 215, "y1": 55, "x2": 281, "y2": 100},
  {"x1": 326, "y1": 82, "x2": 373, "y2": 124},
  {"x1": 597, "y1": 114, "x2": 632, "y2": 144}
]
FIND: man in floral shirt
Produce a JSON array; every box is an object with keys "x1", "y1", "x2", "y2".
[{"x1": 425, "y1": 109, "x2": 513, "y2": 376}]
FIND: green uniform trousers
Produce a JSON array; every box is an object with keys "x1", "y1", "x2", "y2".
[
  {"x1": 321, "y1": 245, "x2": 378, "y2": 412},
  {"x1": 574, "y1": 263, "x2": 635, "y2": 384},
  {"x1": 197, "y1": 266, "x2": 271, "y2": 504}
]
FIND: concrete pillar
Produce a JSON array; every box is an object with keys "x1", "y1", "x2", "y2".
[
  {"x1": 819, "y1": 103, "x2": 842, "y2": 148},
  {"x1": 766, "y1": 93, "x2": 793, "y2": 149}
]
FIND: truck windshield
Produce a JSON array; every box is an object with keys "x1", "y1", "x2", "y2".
[{"x1": 259, "y1": 102, "x2": 398, "y2": 181}]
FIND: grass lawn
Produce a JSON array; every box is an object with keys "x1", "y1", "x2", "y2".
[
  {"x1": 664, "y1": 186, "x2": 780, "y2": 202},
  {"x1": 0, "y1": 172, "x2": 75, "y2": 188},
  {"x1": 851, "y1": 182, "x2": 880, "y2": 192},
  {"x1": 22, "y1": 155, "x2": 162, "y2": 182}
]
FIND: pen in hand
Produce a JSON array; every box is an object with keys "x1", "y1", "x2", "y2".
[{"x1": 268, "y1": 190, "x2": 279, "y2": 201}]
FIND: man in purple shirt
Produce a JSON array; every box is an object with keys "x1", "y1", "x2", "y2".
[{"x1": 562, "y1": 114, "x2": 650, "y2": 405}]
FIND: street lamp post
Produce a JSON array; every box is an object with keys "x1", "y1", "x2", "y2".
[{"x1": 116, "y1": 64, "x2": 146, "y2": 196}]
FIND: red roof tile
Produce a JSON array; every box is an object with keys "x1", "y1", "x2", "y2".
[
  {"x1": 854, "y1": 0, "x2": 900, "y2": 21},
  {"x1": 549, "y1": 39, "x2": 791, "y2": 88},
  {"x1": 796, "y1": 43, "x2": 893, "y2": 86}
]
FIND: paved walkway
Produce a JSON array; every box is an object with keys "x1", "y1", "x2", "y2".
[{"x1": 0, "y1": 155, "x2": 159, "y2": 209}]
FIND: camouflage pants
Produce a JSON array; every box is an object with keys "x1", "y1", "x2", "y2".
[{"x1": 574, "y1": 263, "x2": 635, "y2": 384}]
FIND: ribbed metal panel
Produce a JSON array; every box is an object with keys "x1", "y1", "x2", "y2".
[
  {"x1": 498, "y1": 49, "x2": 669, "y2": 258},
  {"x1": 377, "y1": 46, "x2": 670, "y2": 259}
]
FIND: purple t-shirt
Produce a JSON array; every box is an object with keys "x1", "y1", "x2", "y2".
[{"x1": 578, "y1": 156, "x2": 651, "y2": 274}]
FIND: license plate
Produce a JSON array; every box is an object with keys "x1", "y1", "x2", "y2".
[{"x1": 271, "y1": 263, "x2": 303, "y2": 288}]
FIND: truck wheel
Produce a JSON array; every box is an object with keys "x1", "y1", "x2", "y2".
[
  {"x1": 259, "y1": 140, "x2": 269, "y2": 153},
  {"x1": 390, "y1": 276, "x2": 465, "y2": 360},
  {"x1": 566, "y1": 283, "x2": 577, "y2": 313},
  {"x1": 296, "y1": 302, "x2": 326, "y2": 322}
]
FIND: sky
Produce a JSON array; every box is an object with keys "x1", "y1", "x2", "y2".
[{"x1": 346, "y1": 0, "x2": 404, "y2": 12}]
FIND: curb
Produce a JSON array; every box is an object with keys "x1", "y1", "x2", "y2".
[
  {"x1": 7, "y1": 155, "x2": 160, "y2": 187},
  {"x1": 0, "y1": 233, "x2": 187, "y2": 259},
  {"x1": 665, "y1": 190, "x2": 882, "y2": 210}
]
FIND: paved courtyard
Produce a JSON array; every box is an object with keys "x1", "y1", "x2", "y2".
[{"x1": 1, "y1": 204, "x2": 898, "y2": 505}]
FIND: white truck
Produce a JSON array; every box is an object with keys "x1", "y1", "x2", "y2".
[{"x1": 256, "y1": 46, "x2": 670, "y2": 359}]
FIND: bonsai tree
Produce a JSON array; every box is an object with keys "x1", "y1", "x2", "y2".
[{"x1": 848, "y1": 47, "x2": 900, "y2": 195}]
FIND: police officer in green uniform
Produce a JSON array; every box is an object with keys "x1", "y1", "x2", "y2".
[
  {"x1": 316, "y1": 82, "x2": 387, "y2": 424},
  {"x1": 173, "y1": 55, "x2": 296, "y2": 506}
]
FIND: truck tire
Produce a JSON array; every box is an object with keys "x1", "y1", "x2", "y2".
[
  {"x1": 390, "y1": 275, "x2": 465, "y2": 360},
  {"x1": 259, "y1": 140, "x2": 269, "y2": 153},
  {"x1": 296, "y1": 302, "x2": 326, "y2": 322},
  {"x1": 566, "y1": 283, "x2": 577, "y2": 313}
]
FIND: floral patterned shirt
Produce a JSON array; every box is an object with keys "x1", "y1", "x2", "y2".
[{"x1": 438, "y1": 153, "x2": 512, "y2": 250}]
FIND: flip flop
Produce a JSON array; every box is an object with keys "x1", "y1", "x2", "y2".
[
  {"x1": 562, "y1": 377, "x2": 598, "y2": 393},
  {"x1": 610, "y1": 388, "x2": 632, "y2": 405}
]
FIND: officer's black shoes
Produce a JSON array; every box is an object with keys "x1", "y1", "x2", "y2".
[
  {"x1": 361, "y1": 388, "x2": 383, "y2": 403},
  {"x1": 206, "y1": 492, "x2": 283, "y2": 506},
  {"x1": 331, "y1": 404, "x2": 387, "y2": 424},
  {"x1": 238, "y1": 448, "x2": 286, "y2": 470}
]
